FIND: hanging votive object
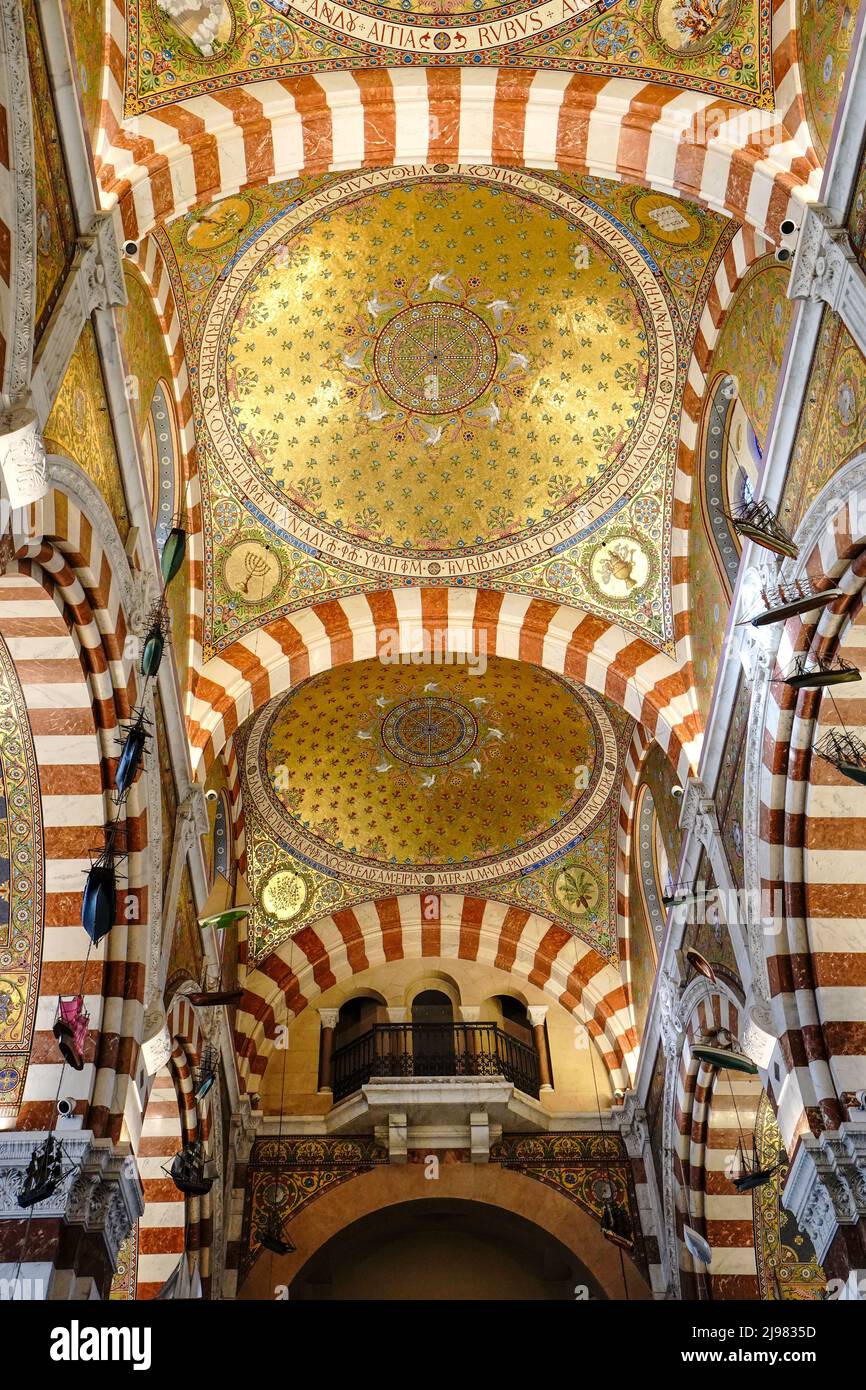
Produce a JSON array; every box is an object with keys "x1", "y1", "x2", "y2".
[
  {"x1": 17, "y1": 1134, "x2": 68, "y2": 1209},
  {"x1": 53, "y1": 994, "x2": 90, "y2": 1071},
  {"x1": 140, "y1": 624, "x2": 165, "y2": 679},
  {"x1": 115, "y1": 708, "x2": 151, "y2": 795},
  {"x1": 161, "y1": 526, "x2": 186, "y2": 585},
  {"x1": 82, "y1": 851, "x2": 116, "y2": 945}
]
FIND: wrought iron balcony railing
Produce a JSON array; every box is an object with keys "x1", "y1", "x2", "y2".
[{"x1": 331, "y1": 1022, "x2": 540, "y2": 1103}]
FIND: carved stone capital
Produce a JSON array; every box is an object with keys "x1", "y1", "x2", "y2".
[
  {"x1": 317, "y1": 1008, "x2": 340, "y2": 1031},
  {"x1": 614, "y1": 1091, "x2": 648, "y2": 1157},
  {"x1": 526, "y1": 1005, "x2": 549, "y2": 1028},
  {"x1": 783, "y1": 1122, "x2": 866, "y2": 1263},
  {"x1": 0, "y1": 406, "x2": 47, "y2": 508},
  {"x1": 658, "y1": 970, "x2": 684, "y2": 1061},
  {"x1": 789, "y1": 205, "x2": 866, "y2": 354},
  {"x1": 0, "y1": 1132, "x2": 144, "y2": 1267},
  {"x1": 178, "y1": 782, "x2": 210, "y2": 844},
  {"x1": 678, "y1": 778, "x2": 719, "y2": 848}
]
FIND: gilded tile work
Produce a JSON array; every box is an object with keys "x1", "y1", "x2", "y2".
[
  {"x1": 126, "y1": 0, "x2": 773, "y2": 114},
  {"x1": 44, "y1": 322, "x2": 131, "y2": 541},
  {"x1": 709, "y1": 258, "x2": 792, "y2": 452},
  {"x1": 25, "y1": 0, "x2": 76, "y2": 344}
]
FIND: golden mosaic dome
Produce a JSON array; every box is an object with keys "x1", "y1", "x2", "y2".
[
  {"x1": 245, "y1": 655, "x2": 619, "y2": 880},
  {"x1": 216, "y1": 177, "x2": 658, "y2": 557}
]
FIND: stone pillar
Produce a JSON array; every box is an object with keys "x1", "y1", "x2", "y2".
[
  {"x1": 526, "y1": 1005, "x2": 552, "y2": 1091},
  {"x1": 317, "y1": 1008, "x2": 339, "y2": 1094}
]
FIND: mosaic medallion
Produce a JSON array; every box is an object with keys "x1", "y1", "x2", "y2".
[
  {"x1": 381, "y1": 696, "x2": 478, "y2": 767},
  {"x1": 374, "y1": 303, "x2": 497, "y2": 417},
  {"x1": 260, "y1": 868, "x2": 308, "y2": 921}
]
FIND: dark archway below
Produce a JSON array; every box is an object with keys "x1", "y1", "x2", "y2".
[{"x1": 288, "y1": 1198, "x2": 606, "y2": 1300}]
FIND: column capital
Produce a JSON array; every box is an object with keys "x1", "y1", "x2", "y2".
[
  {"x1": 678, "y1": 777, "x2": 719, "y2": 848},
  {"x1": 783, "y1": 1122, "x2": 866, "y2": 1264},
  {"x1": 526, "y1": 1005, "x2": 549, "y2": 1028},
  {"x1": 317, "y1": 1008, "x2": 340, "y2": 1030},
  {"x1": 789, "y1": 204, "x2": 866, "y2": 354}
]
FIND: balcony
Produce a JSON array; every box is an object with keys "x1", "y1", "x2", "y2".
[{"x1": 331, "y1": 1022, "x2": 541, "y2": 1103}]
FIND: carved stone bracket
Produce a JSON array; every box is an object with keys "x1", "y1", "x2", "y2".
[
  {"x1": 789, "y1": 204, "x2": 866, "y2": 356},
  {"x1": 0, "y1": 1131, "x2": 144, "y2": 1268},
  {"x1": 658, "y1": 970, "x2": 684, "y2": 1062},
  {"x1": 615, "y1": 1092, "x2": 649, "y2": 1159},
  {"x1": 783, "y1": 1122, "x2": 866, "y2": 1264}
]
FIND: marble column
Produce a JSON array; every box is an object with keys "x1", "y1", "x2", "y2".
[
  {"x1": 317, "y1": 1009, "x2": 339, "y2": 1094},
  {"x1": 527, "y1": 1005, "x2": 552, "y2": 1092}
]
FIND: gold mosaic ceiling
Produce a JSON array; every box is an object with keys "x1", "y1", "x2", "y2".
[
  {"x1": 123, "y1": 0, "x2": 774, "y2": 112},
  {"x1": 238, "y1": 657, "x2": 634, "y2": 961},
  {"x1": 160, "y1": 166, "x2": 733, "y2": 658}
]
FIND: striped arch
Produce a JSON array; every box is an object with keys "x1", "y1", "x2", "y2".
[
  {"x1": 120, "y1": 241, "x2": 200, "y2": 708},
  {"x1": 749, "y1": 455, "x2": 866, "y2": 1152},
  {"x1": 671, "y1": 981, "x2": 747, "y2": 1297},
  {"x1": 189, "y1": 589, "x2": 702, "y2": 785},
  {"x1": 676, "y1": 232, "x2": 776, "y2": 709},
  {"x1": 5, "y1": 474, "x2": 156, "y2": 1143},
  {"x1": 616, "y1": 723, "x2": 654, "y2": 1042},
  {"x1": 235, "y1": 892, "x2": 635, "y2": 1093},
  {"x1": 136, "y1": 993, "x2": 211, "y2": 1299},
  {"x1": 95, "y1": 63, "x2": 820, "y2": 250}
]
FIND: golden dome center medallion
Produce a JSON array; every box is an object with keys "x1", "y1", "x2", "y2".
[{"x1": 373, "y1": 301, "x2": 497, "y2": 416}]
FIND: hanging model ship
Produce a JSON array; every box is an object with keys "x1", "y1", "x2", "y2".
[
  {"x1": 815, "y1": 727, "x2": 866, "y2": 787},
  {"x1": 256, "y1": 1202, "x2": 295, "y2": 1257},
  {"x1": 731, "y1": 1134, "x2": 781, "y2": 1193},
  {"x1": 691, "y1": 1028, "x2": 758, "y2": 1075},
  {"x1": 17, "y1": 1134, "x2": 71, "y2": 1209},
  {"x1": 724, "y1": 498, "x2": 798, "y2": 559},
  {"x1": 165, "y1": 1140, "x2": 216, "y2": 1197},
  {"x1": 189, "y1": 871, "x2": 252, "y2": 1007},
  {"x1": 744, "y1": 578, "x2": 844, "y2": 628},
  {"x1": 779, "y1": 654, "x2": 861, "y2": 689}
]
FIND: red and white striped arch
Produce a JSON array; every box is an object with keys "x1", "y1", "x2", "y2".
[
  {"x1": 5, "y1": 480, "x2": 154, "y2": 1142},
  {"x1": 94, "y1": 31, "x2": 820, "y2": 248},
  {"x1": 615, "y1": 723, "x2": 653, "y2": 1045},
  {"x1": 235, "y1": 891, "x2": 634, "y2": 1092},
  {"x1": 188, "y1": 588, "x2": 702, "y2": 785},
  {"x1": 671, "y1": 984, "x2": 751, "y2": 1297},
  {"x1": 136, "y1": 993, "x2": 210, "y2": 1299}
]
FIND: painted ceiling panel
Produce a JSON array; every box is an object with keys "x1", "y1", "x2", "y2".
[
  {"x1": 126, "y1": 0, "x2": 774, "y2": 114},
  {"x1": 157, "y1": 165, "x2": 735, "y2": 661},
  {"x1": 237, "y1": 655, "x2": 635, "y2": 961}
]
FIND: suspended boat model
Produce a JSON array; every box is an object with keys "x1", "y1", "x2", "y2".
[
  {"x1": 82, "y1": 827, "x2": 125, "y2": 946},
  {"x1": 600, "y1": 1197, "x2": 635, "y2": 1253},
  {"x1": 684, "y1": 947, "x2": 717, "y2": 985},
  {"x1": 198, "y1": 870, "x2": 252, "y2": 932},
  {"x1": 778, "y1": 654, "x2": 861, "y2": 690},
  {"x1": 165, "y1": 1141, "x2": 216, "y2": 1197},
  {"x1": 683, "y1": 1224, "x2": 713, "y2": 1267},
  {"x1": 156, "y1": 1253, "x2": 203, "y2": 1300},
  {"x1": 256, "y1": 1204, "x2": 295, "y2": 1257},
  {"x1": 743, "y1": 579, "x2": 844, "y2": 628},
  {"x1": 53, "y1": 994, "x2": 90, "y2": 1071},
  {"x1": 724, "y1": 498, "x2": 798, "y2": 559},
  {"x1": 691, "y1": 1029, "x2": 758, "y2": 1075},
  {"x1": 731, "y1": 1135, "x2": 780, "y2": 1193},
  {"x1": 194, "y1": 1043, "x2": 219, "y2": 1102},
  {"x1": 17, "y1": 1134, "x2": 74, "y2": 1209},
  {"x1": 191, "y1": 871, "x2": 252, "y2": 1007},
  {"x1": 815, "y1": 728, "x2": 866, "y2": 787}
]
